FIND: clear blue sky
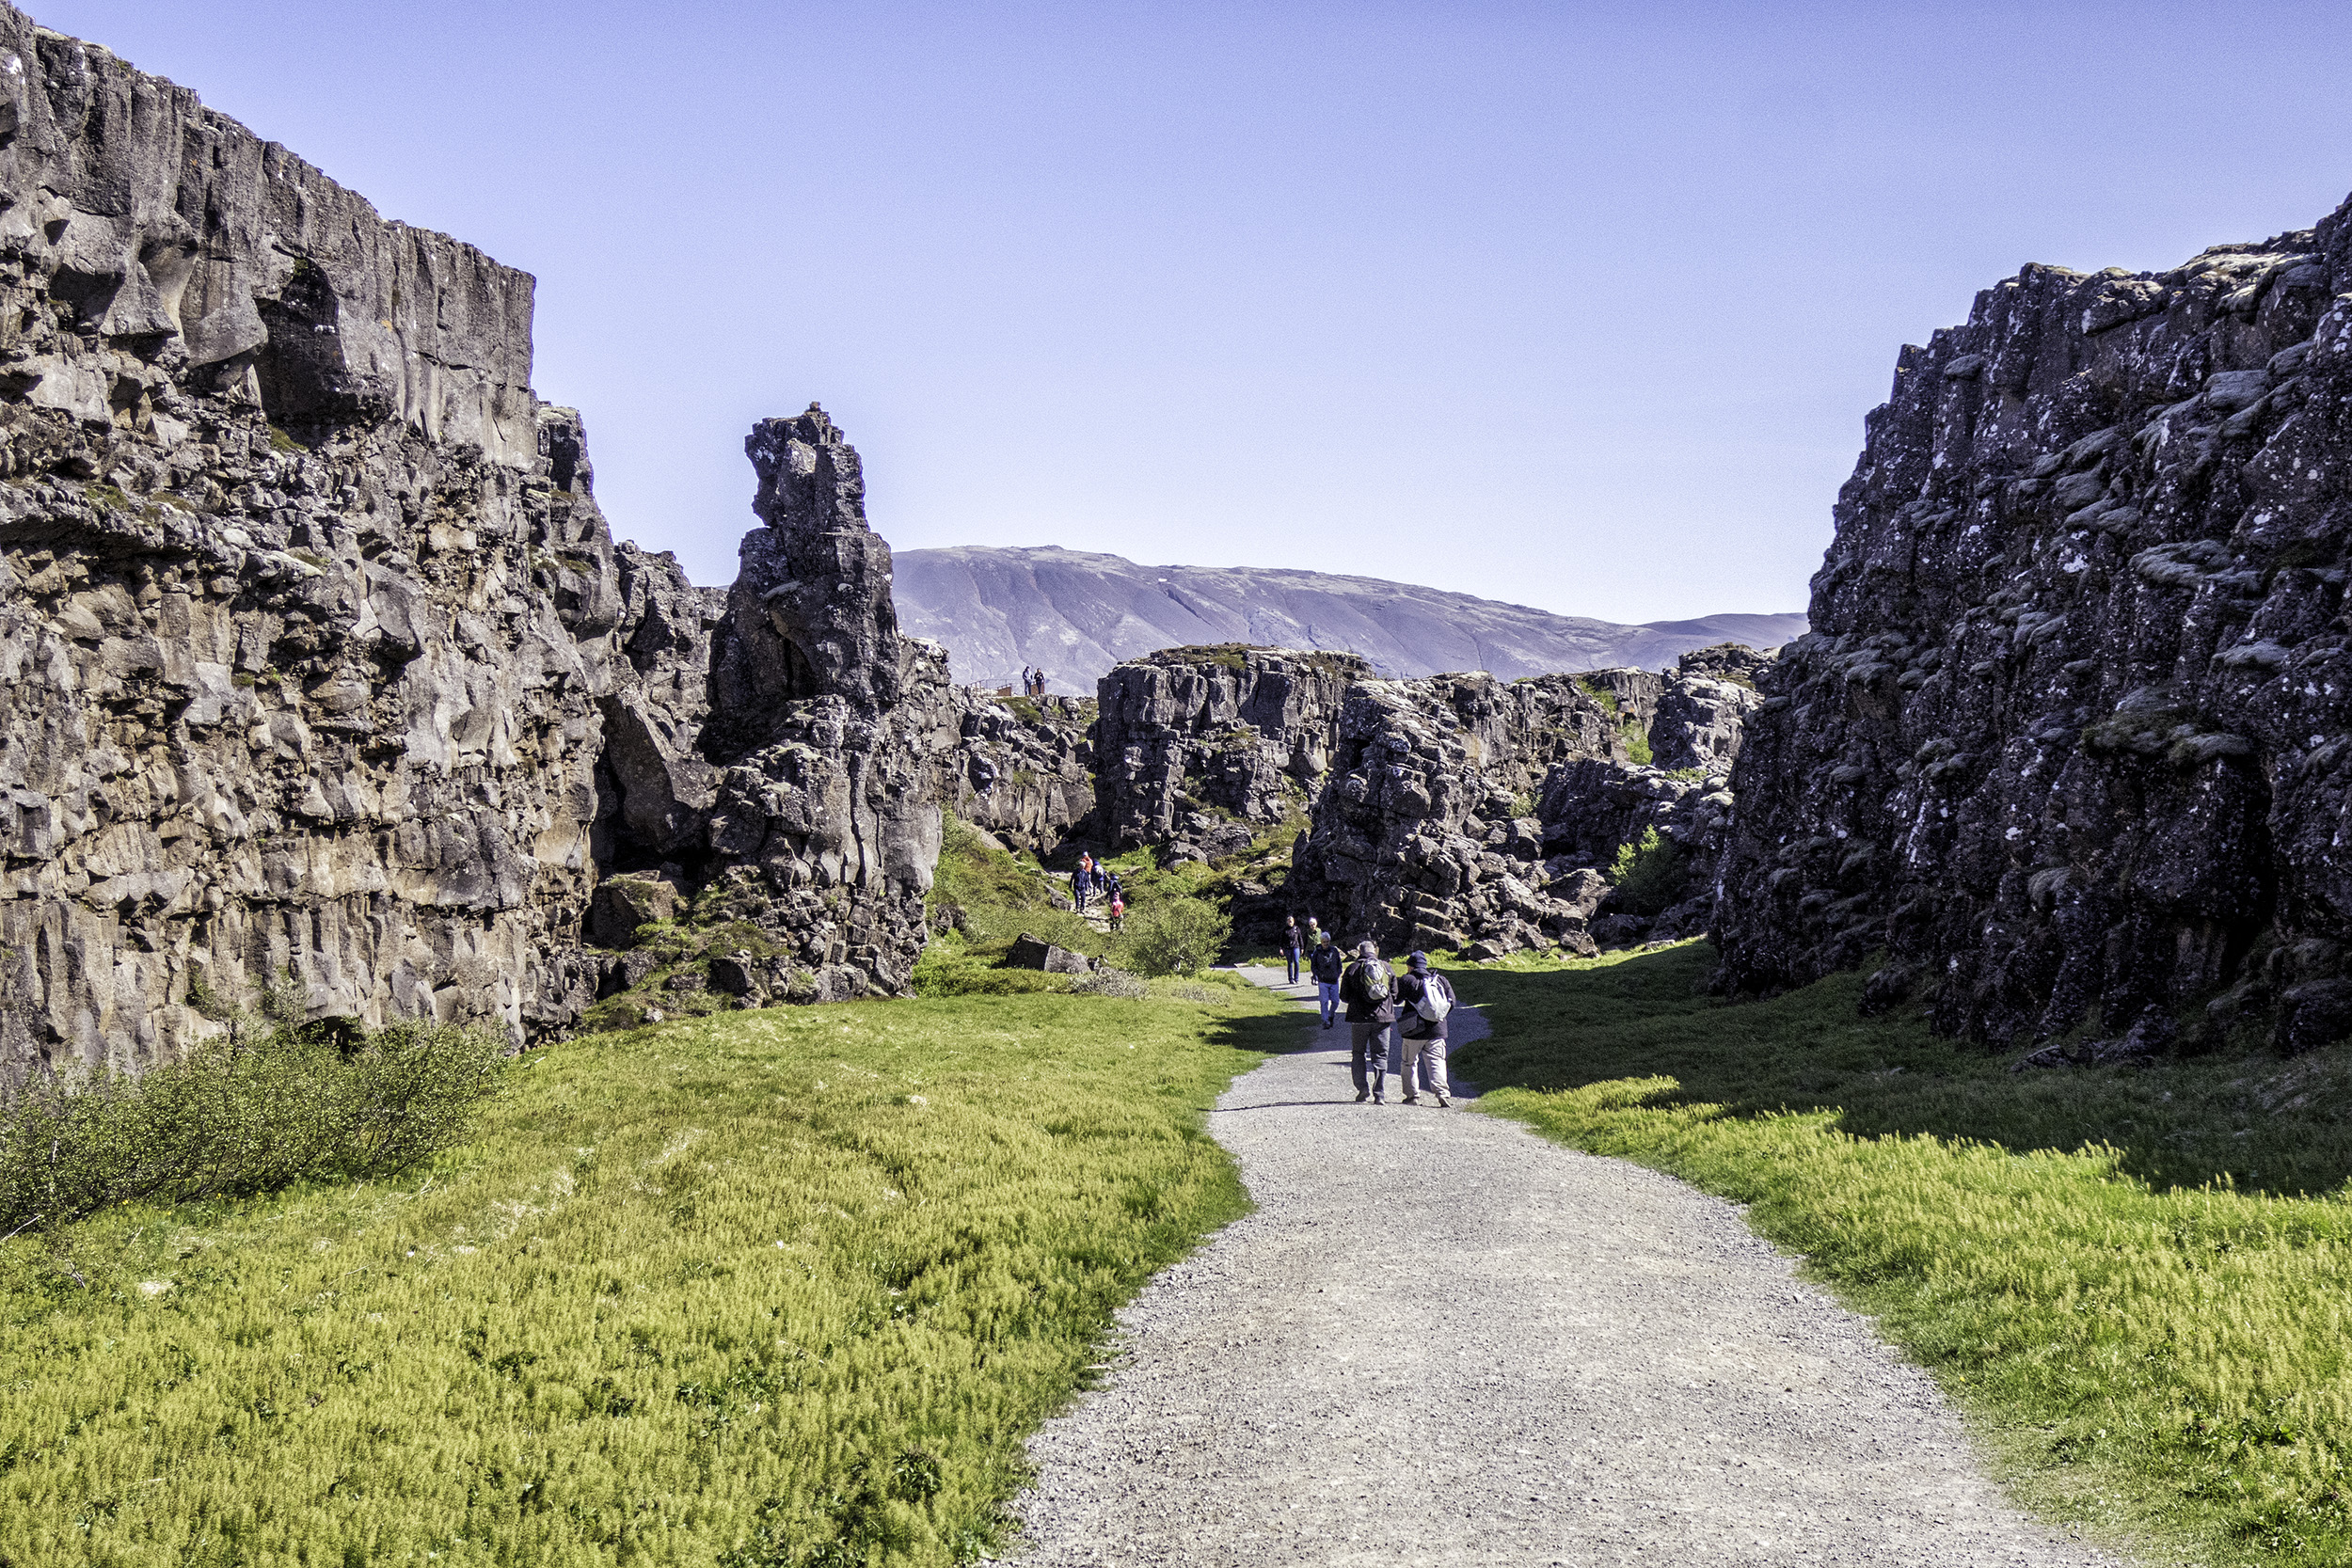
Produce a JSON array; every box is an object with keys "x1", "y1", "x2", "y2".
[{"x1": 40, "y1": 1, "x2": 2352, "y2": 621}]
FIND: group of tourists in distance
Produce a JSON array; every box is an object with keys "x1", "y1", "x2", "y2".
[
  {"x1": 1280, "y1": 914, "x2": 1457, "y2": 1108},
  {"x1": 1070, "y1": 850, "x2": 1126, "y2": 933}
]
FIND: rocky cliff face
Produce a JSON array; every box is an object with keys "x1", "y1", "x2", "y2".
[
  {"x1": 0, "y1": 11, "x2": 626, "y2": 1078},
  {"x1": 589, "y1": 407, "x2": 955, "y2": 1004},
  {"x1": 1094, "y1": 645, "x2": 1371, "y2": 861},
  {"x1": 1283, "y1": 649, "x2": 1764, "y2": 957},
  {"x1": 942, "y1": 689, "x2": 1093, "y2": 856},
  {"x1": 1717, "y1": 197, "x2": 2352, "y2": 1053},
  {"x1": 0, "y1": 10, "x2": 964, "y2": 1081}
]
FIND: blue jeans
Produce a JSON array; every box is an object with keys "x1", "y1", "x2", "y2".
[
  {"x1": 1285, "y1": 951, "x2": 1301, "y2": 983},
  {"x1": 1317, "y1": 981, "x2": 1341, "y2": 1025}
]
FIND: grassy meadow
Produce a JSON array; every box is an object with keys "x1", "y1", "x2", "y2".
[
  {"x1": 0, "y1": 985, "x2": 1291, "y2": 1567},
  {"x1": 1451, "y1": 942, "x2": 2352, "y2": 1568}
]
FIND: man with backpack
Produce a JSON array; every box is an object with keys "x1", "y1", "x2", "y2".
[
  {"x1": 1341, "y1": 942, "x2": 1397, "y2": 1103},
  {"x1": 1073, "y1": 851, "x2": 1091, "y2": 912},
  {"x1": 1309, "y1": 932, "x2": 1345, "y2": 1029},
  {"x1": 1395, "y1": 951, "x2": 1456, "y2": 1108}
]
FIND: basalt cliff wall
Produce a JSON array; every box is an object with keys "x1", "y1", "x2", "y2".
[
  {"x1": 1094, "y1": 645, "x2": 1372, "y2": 862},
  {"x1": 1096, "y1": 642, "x2": 1766, "y2": 957},
  {"x1": 1288, "y1": 649, "x2": 1763, "y2": 958},
  {"x1": 0, "y1": 10, "x2": 958, "y2": 1079},
  {"x1": 1718, "y1": 193, "x2": 2352, "y2": 1054},
  {"x1": 0, "y1": 10, "x2": 628, "y2": 1078}
]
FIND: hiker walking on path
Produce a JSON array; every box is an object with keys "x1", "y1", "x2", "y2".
[
  {"x1": 1310, "y1": 933, "x2": 1344, "y2": 1029},
  {"x1": 1073, "y1": 852, "x2": 1092, "y2": 912},
  {"x1": 1395, "y1": 951, "x2": 1455, "y2": 1109},
  {"x1": 1281, "y1": 916, "x2": 1305, "y2": 985},
  {"x1": 1341, "y1": 942, "x2": 1397, "y2": 1104},
  {"x1": 1107, "y1": 892, "x2": 1125, "y2": 934}
]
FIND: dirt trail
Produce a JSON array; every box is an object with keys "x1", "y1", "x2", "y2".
[{"x1": 1008, "y1": 967, "x2": 2116, "y2": 1566}]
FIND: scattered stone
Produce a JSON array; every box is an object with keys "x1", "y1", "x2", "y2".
[
  {"x1": 1008, "y1": 933, "x2": 1092, "y2": 974},
  {"x1": 590, "y1": 876, "x2": 677, "y2": 949}
]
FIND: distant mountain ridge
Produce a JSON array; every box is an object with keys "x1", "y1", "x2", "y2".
[{"x1": 893, "y1": 546, "x2": 1807, "y2": 693}]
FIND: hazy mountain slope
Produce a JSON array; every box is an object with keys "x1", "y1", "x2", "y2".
[{"x1": 894, "y1": 546, "x2": 1806, "y2": 692}]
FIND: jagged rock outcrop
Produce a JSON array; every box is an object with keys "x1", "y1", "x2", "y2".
[
  {"x1": 592, "y1": 542, "x2": 725, "y2": 870},
  {"x1": 1716, "y1": 196, "x2": 2352, "y2": 1052},
  {"x1": 1094, "y1": 645, "x2": 1371, "y2": 861},
  {"x1": 1287, "y1": 673, "x2": 1621, "y2": 957},
  {"x1": 1286, "y1": 648, "x2": 1768, "y2": 956},
  {"x1": 0, "y1": 11, "x2": 626, "y2": 1078},
  {"x1": 0, "y1": 8, "x2": 963, "y2": 1082},
  {"x1": 941, "y1": 689, "x2": 1094, "y2": 855},
  {"x1": 1651, "y1": 644, "x2": 1768, "y2": 770},
  {"x1": 590, "y1": 406, "x2": 955, "y2": 1004}
]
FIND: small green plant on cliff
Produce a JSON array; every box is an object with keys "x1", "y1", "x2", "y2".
[
  {"x1": 1605, "y1": 826, "x2": 1683, "y2": 915},
  {"x1": 1618, "y1": 718, "x2": 1653, "y2": 767},
  {"x1": 1575, "y1": 676, "x2": 1620, "y2": 715}
]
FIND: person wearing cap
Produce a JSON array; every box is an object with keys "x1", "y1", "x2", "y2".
[
  {"x1": 1394, "y1": 951, "x2": 1456, "y2": 1108},
  {"x1": 1340, "y1": 941, "x2": 1397, "y2": 1103},
  {"x1": 1309, "y1": 931, "x2": 1344, "y2": 1028}
]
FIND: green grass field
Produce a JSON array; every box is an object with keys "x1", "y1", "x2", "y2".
[
  {"x1": 0, "y1": 987, "x2": 1291, "y2": 1567},
  {"x1": 1451, "y1": 943, "x2": 2352, "y2": 1568}
]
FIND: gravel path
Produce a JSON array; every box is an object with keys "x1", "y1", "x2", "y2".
[{"x1": 1009, "y1": 967, "x2": 2118, "y2": 1566}]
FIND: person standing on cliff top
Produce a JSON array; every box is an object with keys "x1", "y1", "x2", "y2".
[
  {"x1": 1281, "y1": 916, "x2": 1305, "y2": 985},
  {"x1": 1394, "y1": 952, "x2": 1455, "y2": 1109},
  {"x1": 1341, "y1": 942, "x2": 1397, "y2": 1103},
  {"x1": 1310, "y1": 932, "x2": 1344, "y2": 1029}
]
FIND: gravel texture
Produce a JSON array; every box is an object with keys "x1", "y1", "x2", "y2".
[{"x1": 1008, "y1": 968, "x2": 2117, "y2": 1566}]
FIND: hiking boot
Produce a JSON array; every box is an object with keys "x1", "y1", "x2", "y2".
[
  {"x1": 1355, "y1": 1091, "x2": 1369, "y2": 1103},
  {"x1": 1437, "y1": 1095, "x2": 1451, "y2": 1108},
  {"x1": 1403, "y1": 1095, "x2": 1420, "y2": 1105}
]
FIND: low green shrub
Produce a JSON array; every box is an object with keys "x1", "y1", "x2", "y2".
[
  {"x1": 1071, "y1": 966, "x2": 1149, "y2": 999},
  {"x1": 1117, "y1": 895, "x2": 1232, "y2": 977},
  {"x1": 1606, "y1": 825, "x2": 1684, "y2": 914},
  {"x1": 0, "y1": 1021, "x2": 506, "y2": 1232}
]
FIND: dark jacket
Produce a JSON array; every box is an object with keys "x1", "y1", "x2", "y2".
[
  {"x1": 1282, "y1": 925, "x2": 1306, "y2": 956},
  {"x1": 1310, "y1": 943, "x2": 1344, "y2": 984},
  {"x1": 1342, "y1": 958, "x2": 1395, "y2": 1022},
  {"x1": 1396, "y1": 970, "x2": 1453, "y2": 1041}
]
